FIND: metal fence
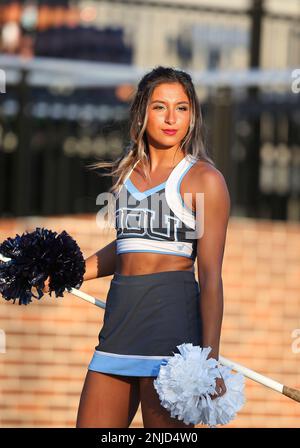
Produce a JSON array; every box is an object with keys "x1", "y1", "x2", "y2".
[
  {"x1": 0, "y1": 64, "x2": 299, "y2": 220},
  {"x1": 0, "y1": 0, "x2": 299, "y2": 220}
]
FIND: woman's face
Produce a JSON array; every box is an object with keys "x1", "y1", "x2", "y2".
[{"x1": 145, "y1": 82, "x2": 191, "y2": 150}]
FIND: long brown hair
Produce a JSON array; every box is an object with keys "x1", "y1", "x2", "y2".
[{"x1": 87, "y1": 66, "x2": 215, "y2": 195}]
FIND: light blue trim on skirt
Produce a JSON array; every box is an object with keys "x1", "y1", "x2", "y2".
[{"x1": 88, "y1": 350, "x2": 171, "y2": 377}]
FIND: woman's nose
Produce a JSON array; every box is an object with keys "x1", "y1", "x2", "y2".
[{"x1": 165, "y1": 109, "x2": 176, "y2": 124}]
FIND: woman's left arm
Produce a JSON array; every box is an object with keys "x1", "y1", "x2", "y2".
[{"x1": 191, "y1": 166, "x2": 231, "y2": 362}]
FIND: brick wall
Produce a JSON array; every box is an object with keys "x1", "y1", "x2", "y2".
[{"x1": 0, "y1": 215, "x2": 300, "y2": 428}]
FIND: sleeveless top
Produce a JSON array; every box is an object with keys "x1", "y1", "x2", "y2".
[{"x1": 114, "y1": 154, "x2": 198, "y2": 260}]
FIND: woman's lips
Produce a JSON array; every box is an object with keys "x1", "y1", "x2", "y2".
[{"x1": 162, "y1": 130, "x2": 177, "y2": 135}]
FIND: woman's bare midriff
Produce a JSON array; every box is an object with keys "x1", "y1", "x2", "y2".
[{"x1": 115, "y1": 252, "x2": 195, "y2": 276}]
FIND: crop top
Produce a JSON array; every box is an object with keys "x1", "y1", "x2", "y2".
[{"x1": 114, "y1": 153, "x2": 198, "y2": 260}]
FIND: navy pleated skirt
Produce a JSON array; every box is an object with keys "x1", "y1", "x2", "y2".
[{"x1": 88, "y1": 270, "x2": 202, "y2": 377}]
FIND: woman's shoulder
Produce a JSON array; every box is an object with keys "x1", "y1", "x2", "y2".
[
  {"x1": 185, "y1": 158, "x2": 227, "y2": 192},
  {"x1": 190, "y1": 160, "x2": 231, "y2": 216}
]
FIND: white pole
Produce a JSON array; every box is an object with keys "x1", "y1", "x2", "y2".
[{"x1": 219, "y1": 355, "x2": 283, "y2": 393}]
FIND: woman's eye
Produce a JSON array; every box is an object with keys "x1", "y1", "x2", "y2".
[{"x1": 153, "y1": 105, "x2": 188, "y2": 111}]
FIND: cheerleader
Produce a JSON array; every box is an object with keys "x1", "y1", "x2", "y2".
[{"x1": 73, "y1": 66, "x2": 230, "y2": 428}]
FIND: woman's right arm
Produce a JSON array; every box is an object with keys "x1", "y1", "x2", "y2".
[
  {"x1": 42, "y1": 239, "x2": 117, "y2": 292},
  {"x1": 83, "y1": 239, "x2": 117, "y2": 281}
]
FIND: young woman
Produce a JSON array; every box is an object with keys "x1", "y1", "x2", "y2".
[{"x1": 75, "y1": 66, "x2": 231, "y2": 428}]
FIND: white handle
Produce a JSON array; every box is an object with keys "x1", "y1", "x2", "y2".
[
  {"x1": 68, "y1": 287, "x2": 106, "y2": 309},
  {"x1": 219, "y1": 355, "x2": 284, "y2": 393}
]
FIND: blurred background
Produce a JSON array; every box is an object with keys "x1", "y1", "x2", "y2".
[{"x1": 0, "y1": 0, "x2": 300, "y2": 428}]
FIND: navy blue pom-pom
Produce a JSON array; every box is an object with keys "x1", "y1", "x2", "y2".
[{"x1": 0, "y1": 227, "x2": 86, "y2": 305}]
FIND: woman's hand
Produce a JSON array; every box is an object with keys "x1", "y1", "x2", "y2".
[
  {"x1": 209, "y1": 375, "x2": 227, "y2": 400},
  {"x1": 31, "y1": 276, "x2": 50, "y2": 297},
  {"x1": 42, "y1": 276, "x2": 50, "y2": 293}
]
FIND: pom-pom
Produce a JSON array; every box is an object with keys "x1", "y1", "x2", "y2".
[
  {"x1": 154, "y1": 343, "x2": 246, "y2": 427},
  {"x1": 197, "y1": 364, "x2": 246, "y2": 427},
  {"x1": 153, "y1": 344, "x2": 221, "y2": 425},
  {"x1": 0, "y1": 227, "x2": 85, "y2": 305}
]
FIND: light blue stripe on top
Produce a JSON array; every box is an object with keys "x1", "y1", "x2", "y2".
[
  {"x1": 125, "y1": 178, "x2": 166, "y2": 200},
  {"x1": 88, "y1": 350, "x2": 170, "y2": 377}
]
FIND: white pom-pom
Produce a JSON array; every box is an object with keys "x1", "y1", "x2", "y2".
[
  {"x1": 153, "y1": 344, "x2": 221, "y2": 425},
  {"x1": 200, "y1": 364, "x2": 246, "y2": 427},
  {"x1": 154, "y1": 343, "x2": 246, "y2": 427}
]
